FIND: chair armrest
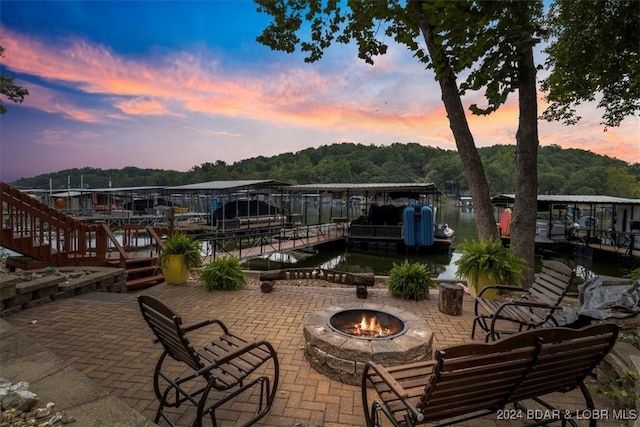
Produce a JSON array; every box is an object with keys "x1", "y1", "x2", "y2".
[
  {"x1": 364, "y1": 361, "x2": 433, "y2": 422},
  {"x1": 366, "y1": 362, "x2": 409, "y2": 399},
  {"x1": 182, "y1": 318, "x2": 230, "y2": 334}
]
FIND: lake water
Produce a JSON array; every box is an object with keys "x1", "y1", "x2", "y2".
[{"x1": 242, "y1": 202, "x2": 632, "y2": 282}]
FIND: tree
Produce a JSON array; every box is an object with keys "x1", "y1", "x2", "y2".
[
  {"x1": 256, "y1": 0, "x2": 544, "y2": 285},
  {"x1": 0, "y1": 44, "x2": 29, "y2": 114},
  {"x1": 542, "y1": 0, "x2": 640, "y2": 128}
]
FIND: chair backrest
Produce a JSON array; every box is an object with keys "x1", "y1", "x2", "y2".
[
  {"x1": 525, "y1": 260, "x2": 574, "y2": 306},
  {"x1": 416, "y1": 323, "x2": 618, "y2": 422},
  {"x1": 138, "y1": 294, "x2": 204, "y2": 371},
  {"x1": 510, "y1": 323, "x2": 618, "y2": 402},
  {"x1": 418, "y1": 331, "x2": 541, "y2": 421}
]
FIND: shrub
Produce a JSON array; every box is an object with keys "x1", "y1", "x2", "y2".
[
  {"x1": 200, "y1": 257, "x2": 247, "y2": 291},
  {"x1": 387, "y1": 260, "x2": 435, "y2": 301},
  {"x1": 157, "y1": 232, "x2": 202, "y2": 270},
  {"x1": 625, "y1": 267, "x2": 640, "y2": 282},
  {"x1": 455, "y1": 237, "x2": 527, "y2": 287}
]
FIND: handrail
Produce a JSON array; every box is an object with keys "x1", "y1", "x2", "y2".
[
  {"x1": 1, "y1": 182, "x2": 126, "y2": 267},
  {"x1": 99, "y1": 223, "x2": 128, "y2": 267}
]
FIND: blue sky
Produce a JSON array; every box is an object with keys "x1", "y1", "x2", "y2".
[{"x1": 1, "y1": 1, "x2": 638, "y2": 184}]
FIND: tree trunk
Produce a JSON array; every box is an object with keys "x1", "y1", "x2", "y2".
[
  {"x1": 409, "y1": 1, "x2": 499, "y2": 241},
  {"x1": 510, "y1": 2, "x2": 539, "y2": 288}
]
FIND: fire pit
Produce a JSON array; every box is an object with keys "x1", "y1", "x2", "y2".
[
  {"x1": 304, "y1": 304, "x2": 433, "y2": 385},
  {"x1": 327, "y1": 309, "x2": 408, "y2": 339}
]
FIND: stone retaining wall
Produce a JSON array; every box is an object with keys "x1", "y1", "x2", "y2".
[{"x1": 0, "y1": 267, "x2": 126, "y2": 317}]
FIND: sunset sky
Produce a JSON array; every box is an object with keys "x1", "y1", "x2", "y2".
[{"x1": 1, "y1": 1, "x2": 638, "y2": 184}]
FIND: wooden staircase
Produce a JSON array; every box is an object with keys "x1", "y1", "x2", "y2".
[{"x1": 1, "y1": 182, "x2": 165, "y2": 290}]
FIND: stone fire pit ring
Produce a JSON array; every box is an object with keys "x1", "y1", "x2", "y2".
[{"x1": 303, "y1": 303, "x2": 433, "y2": 385}]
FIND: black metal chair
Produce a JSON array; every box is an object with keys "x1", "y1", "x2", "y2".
[
  {"x1": 471, "y1": 259, "x2": 575, "y2": 341},
  {"x1": 138, "y1": 294, "x2": 279, "y2": 426}
]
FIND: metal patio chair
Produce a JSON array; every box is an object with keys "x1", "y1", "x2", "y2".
[
  {"x1": 362, "y1": 323, "x2": 618, "y2": 427},
  {"x1": 471, "y1": 259, "x2": 575, "y2": 341},
  {"x1": 138, "y1": 294, "x2": 279, "y2": 426}
]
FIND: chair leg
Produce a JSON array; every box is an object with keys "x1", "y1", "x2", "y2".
[
  {"x1": 153, "y1": 352, "x2": 170, "y2": 424},
  {"x1": 472, "y1": 314, "x2": 490, "y2": 339}
]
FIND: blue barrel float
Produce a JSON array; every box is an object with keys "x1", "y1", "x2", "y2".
[
  {"x1": 418, "y1": 205, "x2": 434, "y2": 246},
  {"x1": 403, "y1": 206, "x2": 417, "y2": 246},
  {"x1": 403, "y1": 205, "x2": 434, "y2": 247}
]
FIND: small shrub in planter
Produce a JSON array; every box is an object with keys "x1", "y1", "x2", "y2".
[
  {"x1": 387, "y1": 260, "x2": 435, "y2": 301},
  {"x1": 455, "y1": 237, "x2": 527, "y2": 298},
  {"x1": 200, "y1": 257, "x2": 247, "y2": 291},
  {"x1": 157, "y1": 232, "x2": 202, "y2": 285}
]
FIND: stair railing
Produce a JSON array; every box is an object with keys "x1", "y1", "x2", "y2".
[{"x1": 1, "y1": 182, "x2": 116, "y2": 266}]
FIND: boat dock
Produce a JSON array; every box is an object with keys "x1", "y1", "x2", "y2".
[{"x1": 200, "y1": 223, "x2": 348, "y2": 261}]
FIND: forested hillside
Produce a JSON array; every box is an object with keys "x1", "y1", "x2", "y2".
[{"x1": 9, "y1": 143, "x2": 640, "y2": 197}]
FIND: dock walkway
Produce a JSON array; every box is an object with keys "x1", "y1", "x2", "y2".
[{"x1": 203, "y1": 223, "x2": 347, "y2": 261}]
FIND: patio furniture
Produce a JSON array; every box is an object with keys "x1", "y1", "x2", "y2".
[
  {"x1": 361, "y1": 323, "x2": 618, "y2": 427},
  {"x1": 137, "y1": 294, "x2": 279, "y2": 427},
  {"x1": 471, "y1": 259, "x2": 575, "y2": 341}
]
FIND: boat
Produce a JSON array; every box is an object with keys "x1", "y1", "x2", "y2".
[
  {"x1": 434, "y1": 222, "x2": 455, "y2": 239},
  {"x1": 209, "y1": 200, "x2": 283, "y2": 230},
  {"x1": 535, "y1": 217, "x2": 580, "y2": 243}
]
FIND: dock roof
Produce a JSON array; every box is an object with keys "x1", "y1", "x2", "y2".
[
  {"x1": 492, "y1": 194, "x2": 640, "y2": 205},
  {"x1": 287, "y1": 182, "x2": 441, "y2": 195},
  {"x1": 165, "y1": 180, "x2": 291, "y2": 191}
]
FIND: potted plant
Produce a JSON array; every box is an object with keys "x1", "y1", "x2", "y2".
[
  {"x1": 455, "y1": 237, "x2": 526, "y2": 299},
  {"x1": 157, "y1": 232, "x2": 202, "y2": 285}
]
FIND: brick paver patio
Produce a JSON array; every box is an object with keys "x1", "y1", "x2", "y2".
[{"x1": 3, "y1": 281, "x2": 628, "y2": 426}]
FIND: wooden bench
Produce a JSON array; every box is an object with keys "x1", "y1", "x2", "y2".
[
  {"x1": 472, "y1": 259, "x2": 575, "y2": 341},
  {"x1": 259, "y1": 268, "x2": 375, "y2": 298},
  {"x1": 362, "y1": 323, "x2": 618, "y2": 427}
]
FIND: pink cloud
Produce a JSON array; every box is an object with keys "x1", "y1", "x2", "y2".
[
  {"x1": 18, "y1": 81, "x2": 101, "y2": 123},
  {"x1": 115, "y1": 98, "x2": 180, "y2": 117},
  {"x1": 2, "y1": 28, "x2": 638, "y2": 166}
]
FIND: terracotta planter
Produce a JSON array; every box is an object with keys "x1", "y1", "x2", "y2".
[
  {"x1": 468, "y1": 271, "x2": 498, "y2": 299},
  {"x1": 161, "y1": 254, "x2": 190, "y2": 285}
]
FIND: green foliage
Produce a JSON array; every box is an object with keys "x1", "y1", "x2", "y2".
[
  {"x1": 9, "y1": 143, "x2": 638, "y2": 199},
  {"x1": 0, "y1": 44, "x2": 30, "y2": 114},
  {"x1": 455, "y1": 238, "x2": 527, "y2": 287},
  {"x1": 617, "y1": 328, "x2": 640, "y2": 351},
  {"x1": 598, "y1": 371, "x2": 639, "y2": 410},
  {"x1": 199, "y1": 257, "x2": 247, "y2": 291},
  {"x1": 542, "y1": 0, "x2": 640, "y2": 128},
  {"x1": 387, "y1": 260, "x2": 435, "y2": 301},
  {"x1": 625, "y1": 268, "x2": 640, "y2": 282},
  {"x1": 157, "y1": 233, "x2": 202, "y2": 270}
]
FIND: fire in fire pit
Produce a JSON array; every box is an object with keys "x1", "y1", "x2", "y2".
[
  {"x1": 304, "y1": 304, "x2": 433, "y2": 385},
  {"x1": 328, "y1": 309, "x2": 407, "y2": 339}
]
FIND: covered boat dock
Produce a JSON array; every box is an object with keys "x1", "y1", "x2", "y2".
[
  {"x1": 287, "y1": 182, "x2": 451, "y2": 253},
  {"x1": 492, "y1": 194, "x2": 640, "y2": 260}
]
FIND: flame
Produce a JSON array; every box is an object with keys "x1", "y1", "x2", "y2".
[{"x1": 347, "y1": 314, "x2": 392, "y2": 338}]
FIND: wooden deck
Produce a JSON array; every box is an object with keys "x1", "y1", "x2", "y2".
[{"x1": 568, "y1": 238, "x2": 640, "y2": 259}]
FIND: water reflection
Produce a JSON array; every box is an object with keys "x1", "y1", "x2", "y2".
[
  {"x1": 242, "y1": 203, "x2": 632, "y2": 280},
  {"x1": 243, "y1": 202, "x2": 476, "y2": 279}
]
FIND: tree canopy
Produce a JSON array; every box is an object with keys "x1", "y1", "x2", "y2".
[
  {"x1": 10, "y1": 143, "x2": 639, "y2": 199},
  {"x1": 541, "y1": 0, "x2": 640, "y2": 128},
  {"x1": 0, "y1": 44, "x2": 29, "y2": 114}
]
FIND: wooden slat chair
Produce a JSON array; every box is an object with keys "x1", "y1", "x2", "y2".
[
  {"x1": 510, "y1": 323, "x2": 619, "y2": 427},
  {"x1": 361, "y1": 323, "x2": 618, "y2": 427},
  {"x1": 471, "y1": 259, "x2": 575, "y2": 341},
  {"x1": 137, "y1": 295, "x2": 279, "y2": 427}
]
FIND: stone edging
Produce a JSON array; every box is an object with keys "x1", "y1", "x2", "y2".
[{"x1": 1, "y1": 266, "x2": 126, "y2": 317}]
